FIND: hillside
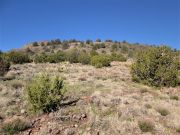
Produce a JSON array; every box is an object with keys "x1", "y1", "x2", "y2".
[{"x1": 0, "y1": 40, "x2": 179, "y2": 135}]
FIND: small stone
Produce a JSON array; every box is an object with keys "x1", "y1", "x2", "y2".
[
  {"x1": 21, "y1": 109, "x2": 26, "y2": 114},
  {"x1": 64, "y1": 128, "x2": 75, "y2": 135},
  {"x1": 48, "y1": 112, "x2": 54, "y2": 118},
  {"x1": 74, "y1": 124, "x2": 78, "y2": 128},
  {"x1": 81, "y1": 113, "x2": 86, "y2": 118},
  {"x1": 86, "y1": 127, "x2": 91, "y2": 131}
]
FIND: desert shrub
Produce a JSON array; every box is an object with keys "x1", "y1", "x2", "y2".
[
  {"x1": 78, "y1": 51, "x2": 91, "y2": 65},
  {"x1": 26, "y1": 73, "x2": 66, "y2": 113},
  {"x1": 34, "y1": 53, "x2": 48, "y2": 63},
  {"x1": 156, "y1": 108, "x2": 169, "y2": 116},
  {"x1": 93, "y1": 43, "x2": 106, "y2": 50},
  {"x1": 6, "y1": 51, "x2": 30, "y2": 64},
  {"x1": 177, "y1": 127, "x2": 180, "y2": 133},
  {"x1": 111, "y1": 44, "x2": 118, "y2": 52},
  {"x1": 90, "y1": 50, "x2": 98, "y2": 57},
  {"x1": 131, "y1": 46, "x2": 179, "y2": 87},
  {"x1": 40, "y1": 42, "x2": 45, "y2": 46},
  {"x1": 138, "y1": 120, "x2": 154, "y2": 132},
  {"x1": 46, "y1": 51, "x2": 66, "y2": 63},
  {"x1": 32, "y1": 42, "x2": 39, "y2": 46},
  {"x1": 0, "y1": 59, "x2": 10, "y2": 76},
  {"x1": 111, "y1": 53, "x2": 127, "y2": 62},
  {"x1": 1, "y1": 118, "x2": 30, "y2": 135},
  {"x1": 121, "y1": 45, "x2": 128, "y2": 53},
  {"x1": 10, "y1": 80, "x2": 24, "y2": 89},
  {"x1": 91, "y1": 55, "x2": 111, "y2": 68},
  {"x1": 96, "y1": 39, "x2": 101, "y2": 42},
  {"x1": 62, "y1": 42, "x2": 69, "y2": 50},
  {"x1": 86, "y1": 39, "x2": 93, "y2": 44},
  {"x1": 170, "y1": 95, "x2": 179, "y2": 100},
  {"x1": 55, "y1": 51, "x2": 66, "y2": 62},
  {"x1": 105, "y1": 39, "x2": 113, "y2": 42},
  {"x1": 65, "y1": 48, "x2": 79, "y2": 63},
  {"x1": 128, "y1": 50, "x2": 134, "y2": 58}
]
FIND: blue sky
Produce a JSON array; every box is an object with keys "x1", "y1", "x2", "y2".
[{"x1": 0, "y1": 0, "x2": 179, "y2": 51}]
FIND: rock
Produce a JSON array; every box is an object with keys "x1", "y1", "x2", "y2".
[
  {"x1": 81, "y1": 113, "x2": 86, "y2": 118},
  {"x1": 64, "y1": 128, "x2": 75, "y2": 135},
  {"x1": 21, "y1": 109, "x2": 26, "y2": 114},
  {"x1": 48, "y1": 112, "x2": 54, "y2": 118}
]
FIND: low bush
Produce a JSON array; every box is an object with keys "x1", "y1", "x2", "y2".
[
  {"x1": 26, "y1": 73, "x2": 66, "y2": 113},
  {"x1": 1, "y1": 118, "x2": 30, "y2": 135},
  {"x1": 34, "y1": 53, "x2": 48, "y2": 63},
  {"x1": 170, "y1": 95, "x2": 179, "y2": 100},
  {"x1": 65, "y1": 48, "x2": 79, "y2": 63},
  {"x1": 111, "y1": 53, "x2": 127, "y2": 62},
  {"x1": 138, "y1": 120, "x2": 154, "y2": 132},
  {"x1": 91, "y1": 55, "x2": 111, "y2": 68},
  {"x1": 177, "y1": 127, "x2": 180, "y2": 133},
  {"x1": 32, "y1": 42, "x2": 39, "y2": 46},
  {"x1": 78, "y1": 51, "x2": 91, "y2": 65},
  {"x1": 6, "y1": 51, "x2": 30, "y2": 64},
  {"x1": 131, "y1": 46, "x2": 179, "y2": 87},
  {"x1": 0, "y1": 59, "x2": 10, "y2": 76},
  {"x1": 34, "y1": 51, "x2": 66, "y2": 63},
  {"x1": 90, "y1": 50, "x2": 98, "y2": 57},
  {"x1": 156, "y1": 108, "x2": 169, "y2": 116}
]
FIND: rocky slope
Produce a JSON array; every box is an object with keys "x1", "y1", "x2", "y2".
[{"x1": 0, "y1": 61, "x2": 180, "y2": 135}]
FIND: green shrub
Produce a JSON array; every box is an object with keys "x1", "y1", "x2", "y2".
[
  {"x1": 176, "y1": 127, "x2": 180, "y2": 133},
  {"x1": 96, "y1": 39, "x2": 101, "y2": 42},
  {"x1": 111, "y1": 44, "x2": 118, "y2": 52},
  {"x1": 34, "y1": 53, "x2": 48, "y2": 63},
  {"x1": 90, "y1": 50, "x2": 98, "y2": 57},
  {"x1": 86, "y1": 39, "x2": 93, "y2": 44},
  {"x1": 170, "y1": 95, "x2": 179, "y2": 100},
  {"x1": 105, "y1": 39, "x2": 113, "y2": 42},
  {"x1": 131, "y1": 46, "x2": 179, "y2": 87},
  {"x1": 121, "y1": 45, "x2": 128, "y2": 53},
  {"x1": 66, "y1": 48, "x2": 79, "y2": 63},
  {"x1": 111, "y1": 53, "x2": 127, "y2": 62},
  {"x1": 1, "y1": 118, "x2": 30, "y2": 135},
  {"x1": 62, "y1": 42, "x2": 70, "y2": 50},
  {"x1": 26, "y1": 73, "x2": 66, "y2": 113},
  {"x1": 32, "y1": 42, "x2": 39, "y2": 46},
  {"x1": 47, "y1": 51, "x2": 66, "y2": 63},
  {"x1": 34, "y1": 51, "x2": 66, "y2": 63},
  {"x1": 0, "y1": 58, "x2": 10, "y2": 76},
  {"x1": 6, "y1": 51, "x2": 30, "y2": 64},
  {"x1": 78, "y1": 51, "x2": 91, "y2": 65},
  {"x1": 91, "y1": 55, "x2": 111, "y2": 68},
  {"x1": 138, "y1": 120, "x2": 154, "y2": 132}
]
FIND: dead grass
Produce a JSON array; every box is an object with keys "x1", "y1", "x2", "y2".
[{"x1": 0, "y1": 62, "x2": 179, "y2": 135}]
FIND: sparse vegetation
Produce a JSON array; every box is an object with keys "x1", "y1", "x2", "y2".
[
  {"x1": 26, "y1": 73, "x2": 66, "y2": 113},
  {"x1": 1, "y1": 118, "x2": 30, "y2": 135},
  {"x1": 0, "y1": 40, "x2": 179, "y2": 135},
  {"x1": 170, "y1": 95, "x2": 179, "y2": 100},
  {"x1": 0, "y1": 57, "x2": 10, "y2": 76},
  {"x1": 6, "y1": 51, "x2": 30, "y2": 64},
  {"x1": 176, "y1": 127, "x2": 180, "y2": 133},
  {"x1": 138, "y1": 120, "x2": 154, "y2": 132}
]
